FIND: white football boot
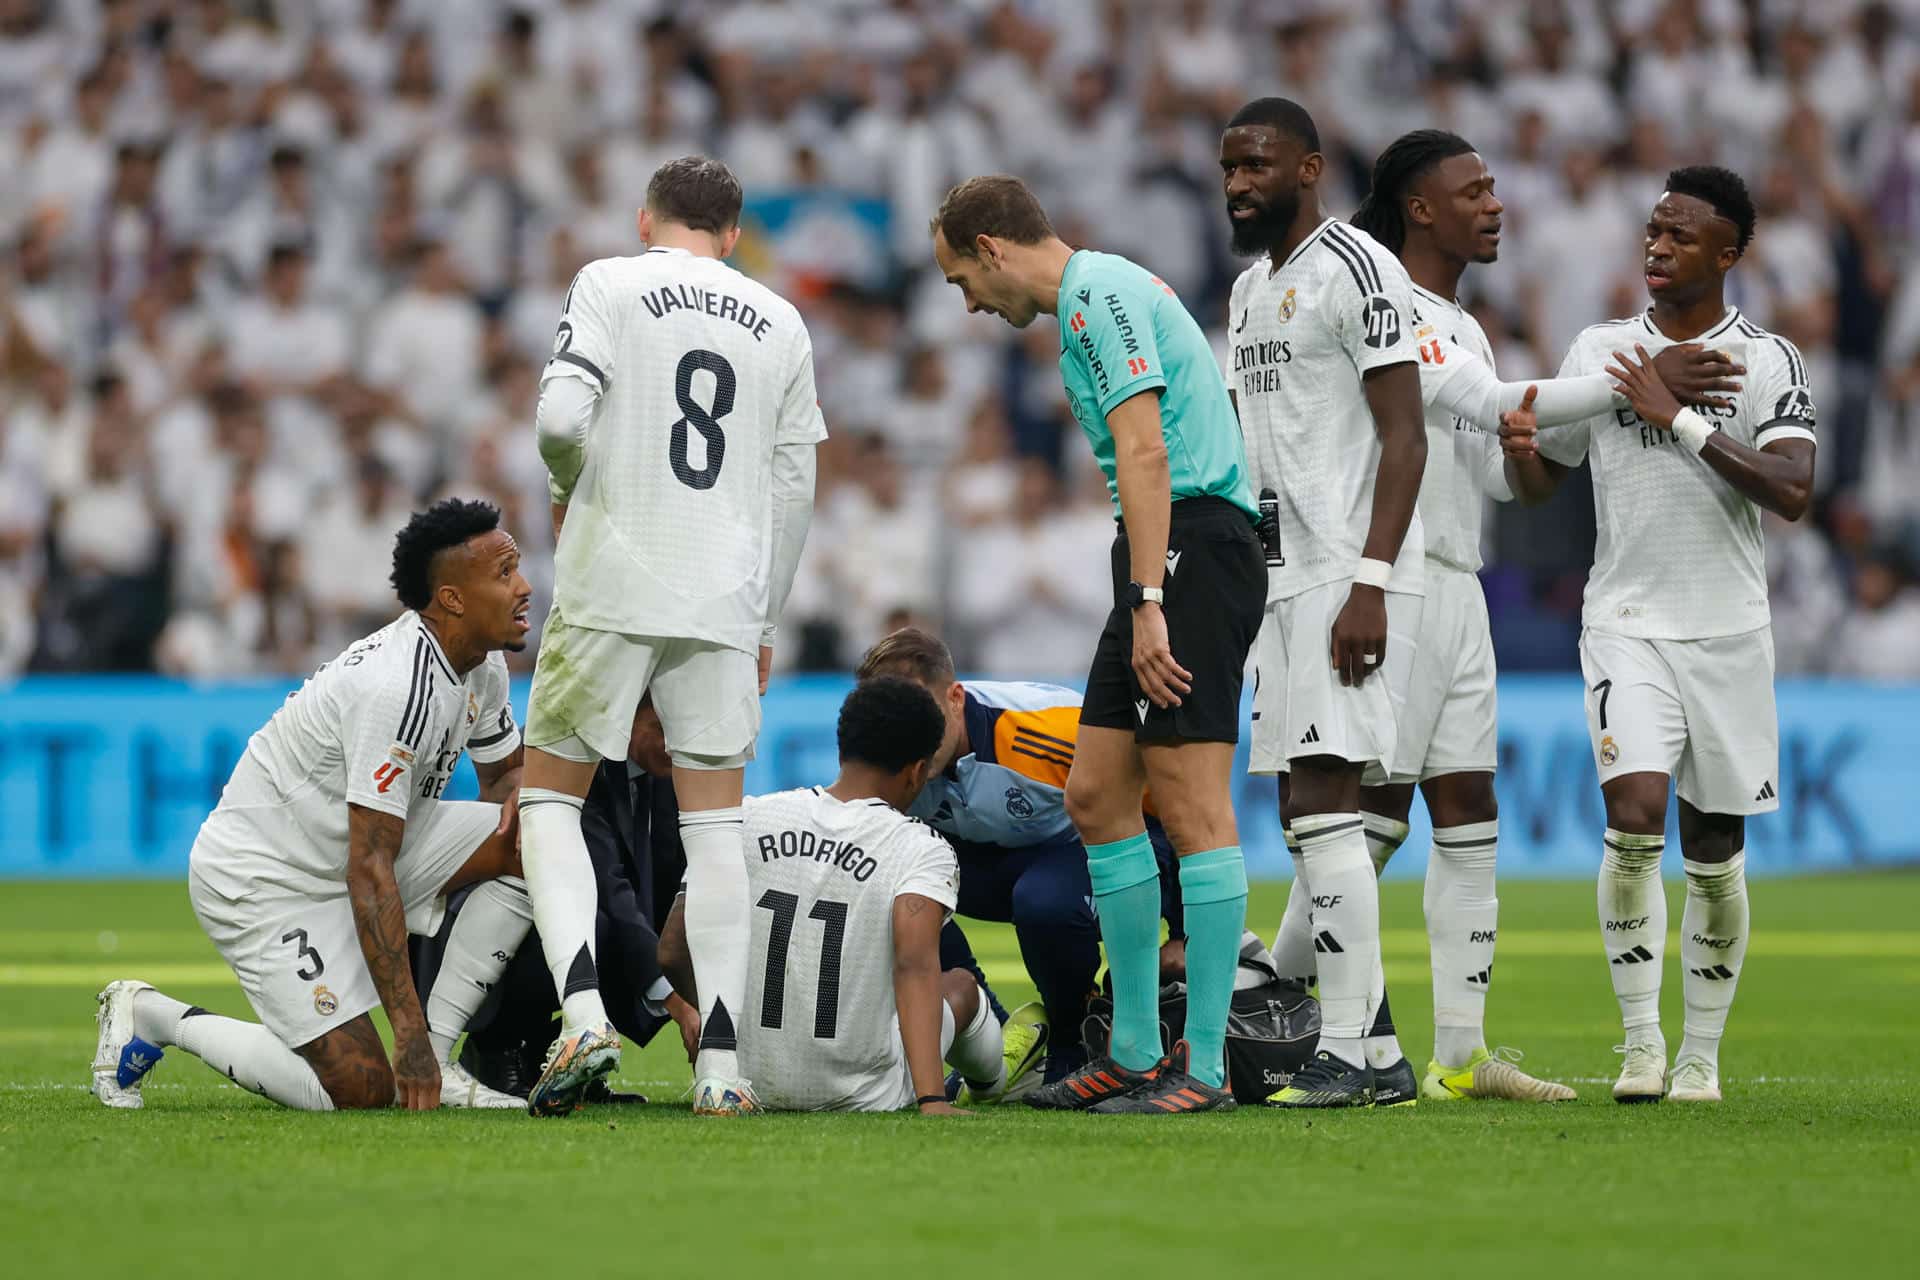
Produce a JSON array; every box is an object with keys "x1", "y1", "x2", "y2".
[
  {"x1": 439, "y1": 1058, "x2": 526, "y2": 1109},
  {"x1": 1665, "y1": 1056, "x2": 1723, "y2": 1103},
  {"x1": 1612, "y1": 1039, "x2": 1668, "y2": 1103},
  {"x1": 91, "y1": 980, "x2": 164, "y2": 1109}
]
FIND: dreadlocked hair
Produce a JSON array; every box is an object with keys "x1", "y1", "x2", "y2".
[{"x1": 1350, "y1": 129, "x2": 1477, "y2": 254}]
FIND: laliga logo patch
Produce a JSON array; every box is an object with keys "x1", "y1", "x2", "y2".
[
  {"x1": 1005, "y1": 788, "x2": 1034, "y2": 819},
  {"x1": 1600, "y1": 735, "x2": 1619, "y2": 767},
  {"x1": 1278, "y1": 287, "x2": 1296, "y2": 323},
  {"x1": 313, "y1": 985, "x2": 339, "y2": 1017}
]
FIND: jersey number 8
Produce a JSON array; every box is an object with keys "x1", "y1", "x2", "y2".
[{"x1": 670, "y1": 349, "x2": 735, "y2": 491}]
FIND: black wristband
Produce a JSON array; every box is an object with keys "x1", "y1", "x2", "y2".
[{"x1": 916, "y1": 1094, "x2": 946, "y2": 1107}]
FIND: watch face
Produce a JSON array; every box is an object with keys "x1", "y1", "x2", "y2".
[{"x1": 1124, "y1": 582, "x2": 1143, "y2": 608}]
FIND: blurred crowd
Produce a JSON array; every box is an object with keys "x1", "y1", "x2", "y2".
[{"x1": 4, "y1": 0, "x2": 1920, "y2": 681}]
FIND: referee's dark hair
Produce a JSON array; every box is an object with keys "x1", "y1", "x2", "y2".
[
  {"x1": 1226, "y1": 97, "x2": 1320, "y2": 154},
  {"x1": 838, "y1": 677, "x2": 946, "y2": 775},
  {"x1": 1664, "y1": 164, "x2": 1755, "y2": 254},
  {"x1": 930, "y1": 176, "x2": 1055, "y2": 256},
  {"x1": 855, "y1": 627, "x2": 957, "y2": 689},
  {"x1": 647, "y1": 155, "x2": 744, "y2": 234},
  {"x1": 1351, "y1": 129, "x2": 1477, "y2": 255},
  {"x1": 391, "y1": 498, "x2": 502, "y2": 610}
]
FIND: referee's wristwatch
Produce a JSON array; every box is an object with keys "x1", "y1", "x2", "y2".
[{"x1": 1124, "y1": 582, "x2": 1164, "y2": 609}]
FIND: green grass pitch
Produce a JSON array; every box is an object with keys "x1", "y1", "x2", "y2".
[{"x1": 4, "y1": 875, "x2": 1917, "y2": 1278}]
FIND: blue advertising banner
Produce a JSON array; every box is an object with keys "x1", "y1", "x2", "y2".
[{"x1": 1, "y1": 675, "x2": 1913, "y2": 879}]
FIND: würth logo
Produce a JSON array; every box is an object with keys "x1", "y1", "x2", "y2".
[
  {"x1": 1126, "y1": 356, "x2": 1150, "y2": 376},
  {"x1": 1069, "y1": 312, "x2": 1086, "y2": 333}
]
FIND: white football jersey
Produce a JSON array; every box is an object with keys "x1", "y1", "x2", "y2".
[
  {"x1": 737, "y1": 787, "x2": 959, "y2": 1112},
  {"x1": 1408, "y1": 283, "x2": 1507, "y2": 574},
  {"x1": 542, "y1": 246, "x2": 828, "y2": 650},
  {"x1": 194, "y1": 612, "x2": 520, "y2": 900},
  {"x1": 1230, "y1": 219, "x2": 1426, "y2": 602},
  {"x1": 1540, "y1": 307, "x2": 1817, "y2": 640}
]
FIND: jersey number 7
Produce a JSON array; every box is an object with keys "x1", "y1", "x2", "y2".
[{"x1": 756, "y1": 889, "x2": 848, "y2": 1039}]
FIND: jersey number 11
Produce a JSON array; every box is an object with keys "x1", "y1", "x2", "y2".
[{"x1": 756, "y1": 889, "x2": 848, "y2": 1039}]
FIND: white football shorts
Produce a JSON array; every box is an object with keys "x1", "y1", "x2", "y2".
[
  {"x1": 1250, "y1": 578, "x2": 1422, "y2": 784},
  {"x1": 188, "y1": 800, "x2": 500, "y2": 1047},
  {"x1": 525, "y1": 601, "x2": 761, "y2": 769},
  {"x1": 1389, "y1": 565, "x2": 1498, "y2": 782},
  {"x1": 1577, "y1": 626, "x2": 1780, "y2": 816}
]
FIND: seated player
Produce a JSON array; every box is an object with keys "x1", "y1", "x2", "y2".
[
  {"x1": 659, "y1": 678, "x2": 1019, "y2": 1113},
  {"x1": 91, "y1": 500, "x2": 536, "y2": 1111},
  {"x1": 413, "y1": 695, "x2": 698, "y2": 1100},
  {"x1": 855, "y1": 627, "x2": 1183, "y2": 1087}
]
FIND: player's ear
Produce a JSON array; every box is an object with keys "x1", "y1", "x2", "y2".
[
  {"x1": 719, "y1": 223, "x2": 742, "y2": 258},
  {"x1": 435, "y1": 580, "x2": 464, "y2": 618},
  {"x1": 636, "y1": 206, "x2": 652, "y2": 245},
  {"x1": 1298, "y1": 150, "x2": 1323, "y2": 188},
  {"x1": 973, "y1": 233, "x2": 999, "y2": 268},
  {"x1": 1406, "y1": 192, "x2": 1434, "y2": 230}
]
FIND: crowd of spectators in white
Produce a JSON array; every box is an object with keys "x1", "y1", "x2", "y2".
[{"x1": 3, "y1": 0, "x2": 1919, "y2": 681}]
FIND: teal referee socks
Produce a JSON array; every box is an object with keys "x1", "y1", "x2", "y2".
[
  {"x1": 1085, "y1": 833, "x2": 1164, "y2": 1072},
  {"x1": 1179, "y1": 846, "x2": 1249, "y2": 1089}
]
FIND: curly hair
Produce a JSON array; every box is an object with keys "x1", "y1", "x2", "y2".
[
  {"x1": 837, "y1": 677, "x2": 946, "y2": 774},
  {"x1": 389, "y1": 498, "x2": 501, "y2": 610},
  {"x1": 1665, "y1": 165, "x2": 1756, "y2": 253}
]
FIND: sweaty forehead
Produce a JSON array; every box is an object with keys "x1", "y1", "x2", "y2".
[{"x1": 1221, "y1": 125, "x2": 1291, "y2": 159}]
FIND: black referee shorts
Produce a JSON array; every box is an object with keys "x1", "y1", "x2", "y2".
[{"x1": 1081, "y1": 496, "x2": 1266, "y2": 744}]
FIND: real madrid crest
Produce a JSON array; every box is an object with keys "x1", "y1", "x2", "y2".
[
  {"x1": 313, "y1": 985, "x2": 339, "y2": 1016},
  {"x1": 1279, "y1": 288, "x2": 1297, "y2": 323},
  {"x1": 1599, "y1": 735, "x2": 1619, "y2": 767}
]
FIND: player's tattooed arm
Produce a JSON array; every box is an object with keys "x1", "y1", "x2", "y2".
[
  {"x1": 1607, "y1": 344, "x2": 1813, "y2": 520},
  {"x1": 893, "y1": 893, "x2": 965, "y2": 1115},
  {"x1": 345, "y1": 803, "x2": 440, "y2": 1109}
]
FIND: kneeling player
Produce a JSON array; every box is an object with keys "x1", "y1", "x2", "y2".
[
  {"x1": 660, "y1": 679, "x2": 1016, "y2": 1113},
  {"x1": 91, "y1": 501, "x2": 536, "y2": 1111}
]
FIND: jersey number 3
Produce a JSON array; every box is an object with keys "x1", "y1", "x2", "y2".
[
  {"x1": 756, "y1": 889, "x2": 848, "y2": 1039},
  {"x1": 670, "y1": 349, "x2": 735, "y2": 491}
]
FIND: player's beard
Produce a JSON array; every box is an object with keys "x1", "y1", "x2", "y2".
[{"x1": 1229, "y1": 189, "x2": 1301, "y2": 257}]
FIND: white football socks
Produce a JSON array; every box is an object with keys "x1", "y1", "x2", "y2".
[
  {"x1": 1679, "y1": 852, "x2": 1748, "y2": 1072},
  {"x1": 426, "y1": 876, "x2": 534, "y2": 1064},
  {"x1": 1427, "y1": 820, "x2": 1499, "y2": 1068},
  {"x1": 1294, "y1": 812, "x2": 1380, "y2": 1069},
  {"x1": 1600, "y1": 829, "x2": 1667, "y2": 1048},
  {"x1": 164, "y1": 1004, "x2": 335, "y2": 1110},
  {"x1": 1270, "y1": 826, "x2": 1315, "y2": 985},
  {"x1": 1361, "y1": 814, "x2": 1409, "y2": 1070},
  {"x1": 946, "y1": 987, "x2": 1006, "y2": 1091},
  {"x1": 518, "y1": 789, "x2": 608, "y2": 1031},
  {"x1": 681, "y1": 805, "x2": 750, "y2": 1083}
]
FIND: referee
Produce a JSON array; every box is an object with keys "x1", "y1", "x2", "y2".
[{"x1": 931, "y1": 177, "x2": 1264, "y2": 1114}]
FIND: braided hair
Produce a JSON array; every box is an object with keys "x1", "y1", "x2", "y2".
[{"x1": 1350, "y1": 130, "x2": 1477, "y2": 254}]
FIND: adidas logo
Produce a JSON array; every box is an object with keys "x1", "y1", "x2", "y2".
[
  {"x1": 1755, "y1": 780, "x2": 1776, "y2": 802},
  {"x1": 1465, "y1": 965, "x2": 1493, "y2": 986},
  {"x1": 1299, "y1": 724, "x2": 1320, "y2": 745},
  {"x1": 1134, "y1": 698, "x2": 1150, "y2": 724},
  {"x1": 1165, "y1": 549, "x2": 1182, "y2": 576},
  {"x1": 1689, "y1": 964, "x2": 1736, "y2": 980},
  {"x1": 1611, "y1": 945, "x2": 1656, "y2": 965},
  {"x1": 1313, "y1": 930, "x2": 1344, "y2": 954}
]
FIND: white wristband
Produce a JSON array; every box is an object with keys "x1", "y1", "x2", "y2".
[
  {"x1": 1671, "y1": 406, "x2": 1714, "y2": 454},
  {"x1": 1353, "y1": 557, "x2": 1393, "y2": 589}
]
